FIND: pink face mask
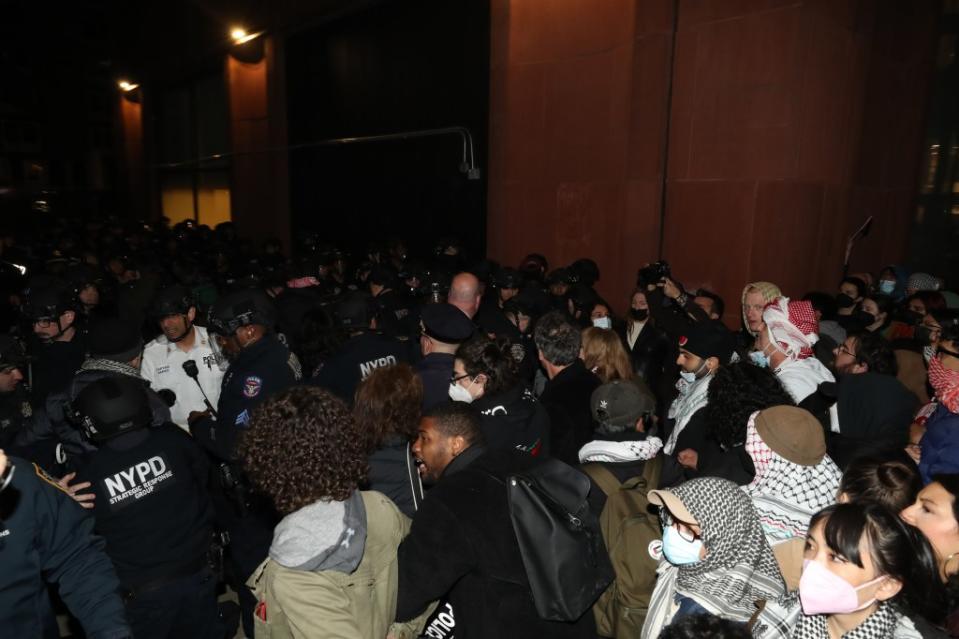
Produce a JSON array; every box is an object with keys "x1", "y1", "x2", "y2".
[{"x1": 798, "y1": 559, "x2": 886, "y2": 615}]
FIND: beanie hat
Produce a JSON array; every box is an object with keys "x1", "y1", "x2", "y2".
[
  {"x1": 678, "y1": 321, "x2": 735, "y2": 364},
  {"x1": 762, "y1": 297, "x2": 818, "y2": 360},
  {"x1": 753, "y1": 406, "x2": 826, "y2": 466},
  {"x1": 742, "y1": 281, "x2": 782, "y2": 336},
  {"x1": 87, "y1": 318, "x2": 143, "y2": 363}
]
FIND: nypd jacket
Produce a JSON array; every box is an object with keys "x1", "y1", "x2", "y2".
[
  {"x1": 0, "y1": 456, "x2": 130, "y2": 639},
  {"x1": 191, "y1": 332, "x2": 301, "y2": 461},
  {"x1": 311, "y1": 330, "x2": 409, "y2": 403}
]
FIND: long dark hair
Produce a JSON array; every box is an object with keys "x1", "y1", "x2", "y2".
[
  {"x1": 810, "y1": 503, "x2": 947, "y2": 623},
  {"x1": 932, "y1": 474, "x2": 959, "y2": 618},
  {"x1": 704, "y1": 361, "x2": 795, "y2": 448},
  {"x1": 839, "y1": 452, "x2": 921, "y2": 514}
]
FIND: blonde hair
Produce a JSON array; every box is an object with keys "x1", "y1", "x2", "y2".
[{"x1": 582, "y1": 327, "x2": 633, "y2": 383}]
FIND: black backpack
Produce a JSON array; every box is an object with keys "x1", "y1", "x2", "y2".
[{"x1": 488, "y1": 457, "x2": 615, "y2": 622}]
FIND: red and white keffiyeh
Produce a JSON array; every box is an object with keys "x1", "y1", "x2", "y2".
[
  {"x1": 928, "y1": 355, "x2": 959, "y2": 413},
  {"x1": 762, "y1": 297, "x2": 819, "y2": 360}
]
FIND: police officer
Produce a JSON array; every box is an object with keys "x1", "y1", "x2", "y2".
[
  {"x1": 369, "y1": 263, "x2": 415, "y2": 339},
  {"x1": 189, "y1": 288, "x2": 300, "y2": 637},
  {"x1": 71, "y1": 376, "x2": 221, "y2": 639},
  {"x1": 0, "y1": 335, "x2": 31, "y2": 450},
  {"x1": 23, "y1": 278, "x2": 87, "y2": 403},
  {"x1": 311, "y1": 291, "x2": 409, "y2": 402},
  {"x1": 141, "y1": 286, "x2": 224, "y2": 432},
  {"x1": 0, "y1": 450, "x2": 132, "y2": 639},
  {"x1": 416, "y1": 303, "x2": 475, "y2": 411},
  {"x1": 190, "y1": 288, "x2": 301, "y2": 458}
]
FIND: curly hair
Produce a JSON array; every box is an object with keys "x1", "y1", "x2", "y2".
[
  {"x1": 238, "y1": 386, "x2": 368, "y2": 515},
  {"x1": 352, "y1": 363, "x2": 423, "y2": 451},
  {"x1": 534, "y1": 310, "x2": 581, "y2": 366},
  {"x1": 581, "y1": 326, "x2": 633, "y2": 383},
  {"x1": 847, "y1": 330, "x2": 898, "y2": 376},
  {"x1": 455, "y1": 334, "x2": 519, "y2": 396},
  {"x1": 704, "y1": 361, "x2": 795, "y2": 448}
]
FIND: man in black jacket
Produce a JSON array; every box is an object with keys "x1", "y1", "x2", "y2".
[
  {"x1": 534, "y1": 311, "x2": 600, "y2": 465},
  {"x1": 397, "y1": 402, "x2": 596, "y2": 639}
]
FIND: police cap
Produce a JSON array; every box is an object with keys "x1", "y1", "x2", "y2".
[
  {"x1": 420, "y1": 303, "x2": 474, "y2": 344},
  {"x1": 207, "y1": 289, "x2": 276, "y2": 336},
  {"x1": 335, "y1": 292, "x2": 377, "y2": 329}
]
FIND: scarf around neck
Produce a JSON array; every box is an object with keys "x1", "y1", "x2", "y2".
[
  {"x1": 665, "y1": 374, "x2": 711, "y2": 454},
  {"x1": 928, "y1": 355, "x2": 959, "y2": 413},
  {"x1": 578, "y1": 436, "x2": 663, "y2": 463}
]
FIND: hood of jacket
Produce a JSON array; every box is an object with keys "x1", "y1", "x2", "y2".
[{"x1": 268, "y1": 489, "x2": 367, "y2": 573}]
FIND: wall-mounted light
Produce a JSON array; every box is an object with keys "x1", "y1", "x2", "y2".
[
  {"x1": 118, "y1": 80, "x2": 140, "y2": 92},
  {"x1": 229, "y1": 26, "x2": 266, "y2": 63},
  {"x1": 230, "y1": 26, "x2": 262, "y2": 45}
]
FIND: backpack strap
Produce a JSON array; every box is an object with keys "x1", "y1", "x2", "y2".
[{"x1": 581, "y1": 463, "x2": 624, "y2": 496}]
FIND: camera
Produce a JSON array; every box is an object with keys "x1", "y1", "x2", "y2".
[{"x1": 637, "y1": 260, "x2": 671, "y2": 288}]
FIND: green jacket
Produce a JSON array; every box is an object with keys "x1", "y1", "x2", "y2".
[{"x1": 248, "y1": 491, "x2": 422, "y2": 639}]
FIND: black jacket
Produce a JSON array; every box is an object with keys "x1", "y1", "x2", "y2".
[
  {"x1": 365, "y1": 435, "x2": 422, "y2": 517},
  {"x1": 396, "y1": 446, "x2": 596, "y2": 639},
  {"x1": 830, "y1": 372, "x2": 917, "y2": 469},
  {"x1": 415, "y1": 352, "x2": 455, "y2": 412},
  {"x1": 472, "y1": 384, "x2": 550, "y2": 456},
  {"x1": 28, "y1": 332, "x2": 87, "y2": 404},
  {"x1": 539, "y1": 360, "x2": 601, "y2": 466},
  {"x1": 74, "y1": 425, "x2": 213, "y2": 589},
  {"x1": 311, "y1": 330, "x2": 409, "y2": 403},
  {"x1": 0, "y1": 456, "x2": 130, "y2": 639},
  {"x1": 617, "y1": 320, "x2": 670, "y2": 402}
]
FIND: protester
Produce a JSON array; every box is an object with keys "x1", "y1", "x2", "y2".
[
  {"x1": 451, "y1": 333, "x2": 549, "y2": 455},
  {"x1": 618, "y1": 288, "x2": 670, "y2": 400},
  {"x1": 241, "y1": 386, "x2": 420, "y2": 639},
  {"x1": 353, "y1": 363, "x2": 424, "y2": 517},
  {"x1": 581, "y1": 326, "x2": 634, "y2": 383},
  {"x1": 917, "y1": 321, "x2": 959, "y2": 482},
  {"x1": 642, "y1": 477, "x2": 786, "y2": 637},
  {"x1": 838, "y1": 452, "x2": 922, "y2": 514},
  {"x1": 753, "y1": 503, "x2": 947, "y2": 639}
]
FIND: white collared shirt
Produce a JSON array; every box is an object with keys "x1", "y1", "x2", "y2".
[{"x1": 141, "y1": 325, "x2": 225, "y2": 431}]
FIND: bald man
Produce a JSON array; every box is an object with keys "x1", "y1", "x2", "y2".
[{"x1": 449, "y1": 272, "x2": 482, "y2": 319}]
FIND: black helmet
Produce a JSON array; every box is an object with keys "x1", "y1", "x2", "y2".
[
  {"x1": 153, "y1": 285, "x2": 196, "y2": 318},
  {"x1": 207, "y1": 289, "x2": 276, "y2": 336},
  {"x1": 569, "y1": 258, "x2": 600, "y2": 287},
  {"x1": 71, "y1": 376, "x2": 152, "y2": 442},
  {"x1": 494, "y1": 267, "x2": 522, "y2": 290},
  {"x1": 23, "y1": 279, "x2": 76, "y2": 320}
]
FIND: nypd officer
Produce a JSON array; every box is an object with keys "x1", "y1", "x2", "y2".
[
  {"x1": 0, "y1": 449, "x2": 132, "y2": 638},
  {"x1": 23, "y1": 278, "x2": 87, "y2": 403},
  {"x1": 311, "y1": 291, "x2": 409, "y2": 402},
  {"x1": 416, "y1": 303, "x2": 475, "y2": 411},
  {"x1": 72, "y1": 376, "x2": 220, "y2": 639},
  {"x1": 0, "y1": 335, "x2": 32, "y2": 449},
  {"x1": 141, "y1": 286, "x2": 224, "y2": 432},
  {"x1": 189, "y1": 288, "x2": 300, "y2": 637}
]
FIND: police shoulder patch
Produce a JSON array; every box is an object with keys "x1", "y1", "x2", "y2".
[
  {"x1": 34, "y1": 463, "x2": 69, "y2": 494},
  {"x1": 242, "y1": 376, "x2": 263, "y2": 398}
]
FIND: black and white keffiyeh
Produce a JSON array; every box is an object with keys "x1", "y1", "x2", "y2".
[
  {"x1": 668, "y1": 477, "x2": 785, "y2": 619},
  {"x1": 665, "y1": 374, "x2": 711, "y2": 454},
  {"x1": 742, "y1": 412, "x2": 841, "y2": 542},
  {"x1": 793, "y1": 602, "x2": 901, "y2": 639},
  {"x1": 578, "y1": 436, "x2": 663, "y2": 463}
]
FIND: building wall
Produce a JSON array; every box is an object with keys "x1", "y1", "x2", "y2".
[{"x1": 487, "y1": 0, "x2": 938, "y2": 321}]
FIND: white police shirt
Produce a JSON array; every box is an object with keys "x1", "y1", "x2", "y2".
[{"x1": 140, "y1": 325, "x2": 225, "y2": 431}]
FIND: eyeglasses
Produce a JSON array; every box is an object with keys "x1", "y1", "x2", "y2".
[
  {"x1": 674, "y1": 523, "x2": 697, "y2": 543},
  {"x1": 450, "y1": 373, "x2": 470, "y2": 383},
  {"x1": 837, "y1": 344, "x2": 855, "y2": 357},
  {"x1": 32, "y1": 318, "x2": 56, "y2": 328}
]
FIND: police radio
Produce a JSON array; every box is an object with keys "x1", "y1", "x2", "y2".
[{"x1": 183, "y1": 360, "x2": 218, "y2": 417}]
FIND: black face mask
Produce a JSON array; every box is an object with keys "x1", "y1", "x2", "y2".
[
  {"x1": 854, "y1": 310, "x2": 877, "y2": 327},
  {"x1": 629, "y1": 308, "x2": 649, "y2": 321},
  {"x1": 836, "y1": 293, "x2": 856, "y2": 309}
]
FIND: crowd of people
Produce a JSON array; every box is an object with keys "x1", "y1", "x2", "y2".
[{"x1": 0, "y1": 215, "x2": 958, "y2": 639}]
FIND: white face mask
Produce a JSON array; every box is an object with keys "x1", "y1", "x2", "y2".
[
  {"x1": 449, "y1": 379, "x2": 475, "y2": 403},
  {"x1": 592, "y1": 316, "x2": 612, "y2": 330}
]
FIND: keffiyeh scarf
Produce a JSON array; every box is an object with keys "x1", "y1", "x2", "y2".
[
  {"x1": 763, "y1": 297, "x2": 819, "y2": 360},
  {"x1": 667, "y1": 477, "x2": 785, "y2": 619},
  {"x1": 753, "y1": 595, "x2": 905, "y2": 639},
  {"x1": 928, "y1": 355, "x2": 959, "y2": 413},
  {"x1": 793, "y1": 602, "x2": 901, "y2": 639},
  {"x1": 578, "y1": 436, "x2": 663, "y2": 463},
  {"x1": 742, "y1": 414, "x2": 841, "y2": 542},
  {"x1": 665, "y1": 374, "x2": 711, "y2": 454}
]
